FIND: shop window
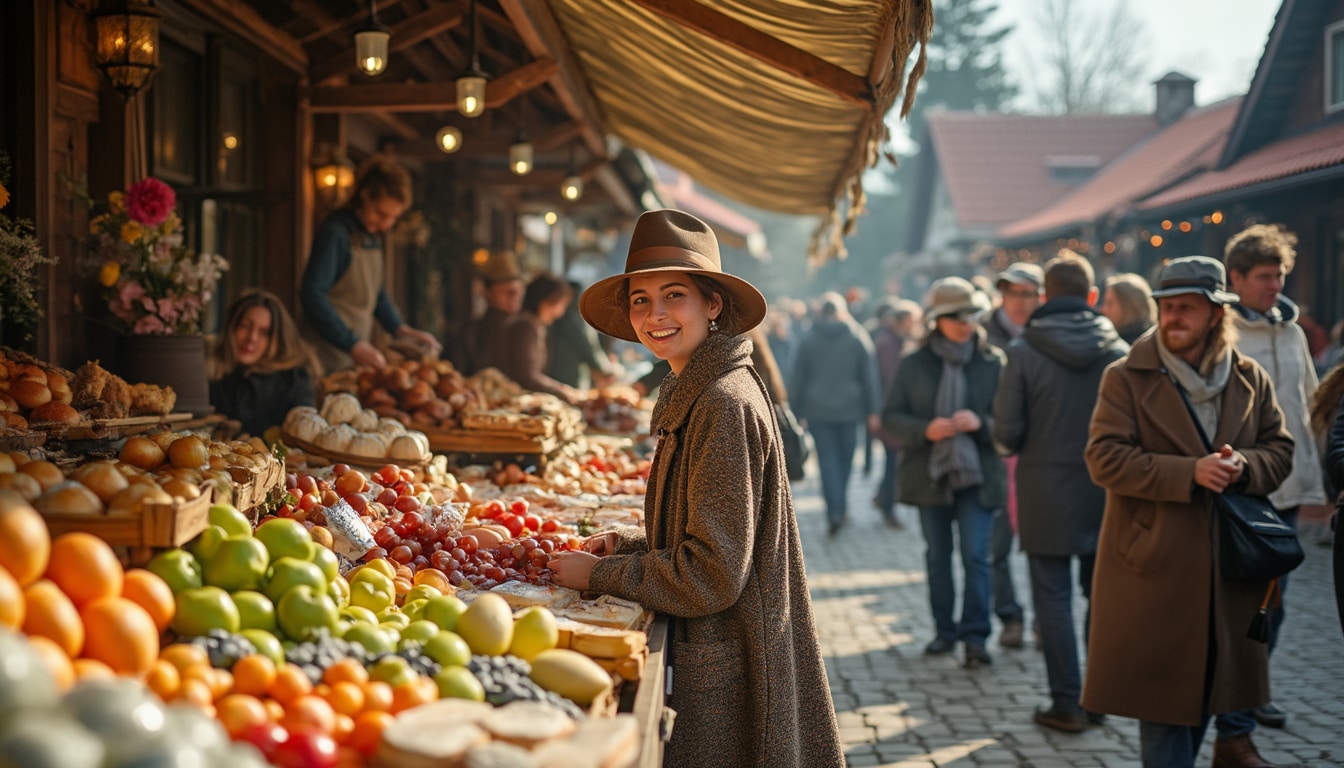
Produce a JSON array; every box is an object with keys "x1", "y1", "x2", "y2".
[{"x1": 1328, "y1": 19, "x2": 1344, "y2": 114}]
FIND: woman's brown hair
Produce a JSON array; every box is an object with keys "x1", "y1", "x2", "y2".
[
  {"x1": 210, "y1": 290, "x2": 320, "y2": 380},
  {"x1": 612, "y1": 273, "x2": 747, "y2": 336},
  {"x1": 345, "y1": 155, "x2": 413, "y2": 209},
  {"x1": 1311, "y1": 359, "x2": 1344, "y2": 434}
]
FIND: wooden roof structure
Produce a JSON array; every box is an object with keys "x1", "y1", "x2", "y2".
[{"x1": 221, "y1": 0, "x2": 932, "y2": 258}]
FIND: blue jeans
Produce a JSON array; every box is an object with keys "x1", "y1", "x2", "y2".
[
  {"x1": 1140, "y1": 719, "x2": 1210, "y2": 768},
  {"x1": 1214, "y1": 505, "x2": 1298, "y2": 740},
  {"x1": 991, "y1": 509, "x2": 1024, "y2": 625},
  {"x1": 918, "y1": 489, "x2": 994, "y2": 646},
  {"x1": 810, "y1": 421, "x2": 859, "y2": 525},
  {"x1": 1028, "y1": 553, "x2": 1095, "y2": 712},
  {"x1": 875, "y1": 444, "x2": 899, "y2": 515}
]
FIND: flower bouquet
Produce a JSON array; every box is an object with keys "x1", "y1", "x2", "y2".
[
  {"x1": 0, "y1": 152, "x2": 56, "y2": 344},
  {"x1": 86, "y1": 178, "x2": 228, "y2": 335}
]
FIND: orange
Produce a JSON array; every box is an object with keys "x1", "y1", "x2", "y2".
[
  {"x1": 411, "y1": 568, "x2": 451, "y2": 593},
  {"x1": 160, "y1": 642, "x2": 209, "y2": 672},
  {"x1": 325, "y1": 681, "x2": 365, "y2": 717},
  {"x1": 349, "y1": 710, "x2": 394, "y2": 756},
  {"x1": 145, "y1": 659, "x2": 182, "y2": 700},
  {"x1": 264, "y1": 698, "x2": 285, "y2": 722},
  {"x1": 0, "y1": 490, "x2": 50, "y2": 586},
  {"x1": 121, "y1": 569, "x2": 175, "y2": 632},
  {"x1": 230, "y1": 654, "x2": 277, "y2": 698},
  {"x1": 26, "y1": 635, "x2": 75, "y2": 692},
  {"x1": 322, "y1": 657, "x2": 369, "y2": 688},
  {"x1": 22, "y1": 578, "x2": 83, "y2": 656},
  {"x1": 46, "y1": 532, "x2": 123, "y2": 608},
  {"x1": 178, "y1": 677, "x2": 214, "y2": 708},
  {"x1": 361, "y1": 680, "x2": 393, "y2": 713},
  {"x1": 269, "y1": 663, "x2": 313, "y2": 705},
  {"x1": 281, "y1": 694, "x2": 336, "y2": 734},
  {"x1": 389, "y1": 676, "x2": 436, "y2": 713},
  {"x1": 80, "y1": 596, "x2": 158, "y2": 676},
  {"x1": 0, "y1": 566, "x2": 24, "y2": 629},
  {"x1": 207, "y1": 668, "x2": 234, "y2": 700},
  {"x1": 310, "y1": 526, "x2": 334, "y2": 550},
  {"x1": 72, "y1": 657, "x2": 116, "y2": 681},
  {"x1": 332, "y1": 713, "x2": 355, "y2": 745},
  {"x1": 216, "y1": 694, "x2": 270, "y2": 739}
]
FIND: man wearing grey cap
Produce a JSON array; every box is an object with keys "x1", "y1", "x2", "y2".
[
  {"x1": 983, "y1": 262, "x2": 1043, "y2": 650},
  {"x1": 1083, "y1": 256, "x2": 1294, "y2": 768}
]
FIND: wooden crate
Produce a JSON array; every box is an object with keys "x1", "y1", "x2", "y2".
[
  {"x1": 42, "y1": 493, "x2": 211, "y2": 563},
  {"x1": 425, "y1": 427, "x2": 559, "y2": 456},
  {"x1": 226, "y1": 457, "x2": 285, "y2": 511}
]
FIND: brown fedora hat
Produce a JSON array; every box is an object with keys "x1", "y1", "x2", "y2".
[{"x1": 579, "y1": 209, "x2": 767, "y2": 342}]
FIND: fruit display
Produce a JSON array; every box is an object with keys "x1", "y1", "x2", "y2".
[
  {"x1": 282, "y1": 393, "x2": 432, "y2": 465},
  {"x1": 320, "y1": 356, "x2": 481, "y2": 430},
  {"x1": 575, "y1": 386, "x2": 653, "y2": 435}
]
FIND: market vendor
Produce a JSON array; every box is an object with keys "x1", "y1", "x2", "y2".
[
  {"x1": 499, "y1": 273, "x2": 580, "y2": 401},
  {"x1": 209, "y1": 289, "x2": 318, "y2": 437},
  {"x1": 548, "y1": 209, "x2": 844, "y2": 768},
  {"x1": 300, "y1": 156, "x2": 441, "y2": 373},
  {"x1": 467, "y1": 251, "x2": 524, "y2": 373}
]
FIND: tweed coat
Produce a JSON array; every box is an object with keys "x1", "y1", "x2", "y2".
[
  {"x1": 882, "y1": 334, "x2": 1008, "y2": 510},
  {"x1": 588, "y1": 333, "x2": 844, "y2": 768},
  {"x1": 1081, "y1": 334, "x2": 1294, "y2": 725}
]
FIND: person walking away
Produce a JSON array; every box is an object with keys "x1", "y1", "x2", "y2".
[
  {"x1": 548, "y1": 280, "x2": 616, "y2": 390},
  {"x1": 1216, "y1": 224, "x2": 1325, "y2": 742},
  {"x1": 547, "y1": 209, "x2": 845, "y2": 767},
  {"x1": 983, "y1": 262, "x2": 1042, "y2": 649},
  {"x1": 884, "y1": 277, "x2": 1006, "y2": 668},
  {"x1": 1083, "y1": 256, "x2": 1294, "y2": 768},
  {"x1": 872, "y1": 298, "x2": 923, "y2": 528},
  {"x1": 1101, "y1": 273, "x2": 1158, "y2": 344},
  {"x1": 499, "y1": 273, "x2": 580, "y2": 401},
  {"x1": 300, "y1": 156, "x2": 440, "y2": 373},
  {"x1": 992, "y1": 252, "x2": 1128, "y2": 732},
  {"x1": 790, "y1": 293, "x2": 882, "y2": 535}
]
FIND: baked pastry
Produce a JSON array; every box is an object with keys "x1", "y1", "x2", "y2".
[{"x1": 130, "y1": 383, "x2": 177, "y2": 415}]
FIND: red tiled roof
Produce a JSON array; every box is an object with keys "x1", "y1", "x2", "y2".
[
  {"x1": 997, "y1": 100, "x2": 1240, "y2": 241},
  {"x1": 1139, "y1": 120, "x2": 1344, "y2": 210},
  {"x1": 927, "y1": 112, "x2": 1157, "y2": 229}
]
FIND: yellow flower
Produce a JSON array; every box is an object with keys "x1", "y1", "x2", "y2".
[
  {"x1": 98, "y1": 261, "x2": 120, "y2": 287},
  {"x1": 88, "y1": 214, "x2": 108, "y2": 235},
  {"x1": 107, "y1": 191, "x2": 125, "y2": 215},
  {"x1": 120, "y1": 220, "x2": 143, "y2": 244},
  {"x1": 0, "y1": 182, "x2": 9, "y2": 210}
]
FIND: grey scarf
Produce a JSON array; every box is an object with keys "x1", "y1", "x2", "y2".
[
  {"x1": 1157, "y1": 338, "x2": 1232, "y2": 441},
  {"x1": 927, "y1": 333, "x2": 983, "y2": 491}
]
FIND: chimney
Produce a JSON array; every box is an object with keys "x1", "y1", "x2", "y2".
[{"x1": 1155, "y1": 72, "x2": 1197, "y2": 126}]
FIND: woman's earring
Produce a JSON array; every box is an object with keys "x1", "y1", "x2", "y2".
[{"x1": 709, "y1": 318, "x2": 719, "y2": 332}]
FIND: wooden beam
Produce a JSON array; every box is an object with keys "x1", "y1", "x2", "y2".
[
  {"x1": 178, "y1": 0, "x2": 308, "y2": 72},
  {"x1": 294, "y1": 0, "x2": 403, "y2": 44},
  {"x1": 387, "y1": 120, "x2": 581, "y2": 160},
  {"x1": 367, "y1": 111, "x2": 422, "y2": 140},
  {"x1": 308, "y1": 58, "x2": 555, "y2": 113},
  {"x1": 309, "y1": 1, "x2": 468, "y2": 84},
  {"x1": 629, "y1": 0, "x2": 873, "y2": 108}
]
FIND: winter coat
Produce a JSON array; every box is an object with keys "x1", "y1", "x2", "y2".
[
  {"x1": 882, "y1": 335, "x2": 1008, "y2": 510},
  {"x1": 500, "y1": 313, "x2": 570, "y2": 398},
  {"x1": 872, "y1": 325, "x2": 910, "y2": 449},
  {"x1": 1231, "y1": 297, "x2": 1326, "y2": 508},
  {"x1": 789, "y1": 318, "x2": 881, "y2": 424},
  {"x1": 1116, "y1": 320, "x2": 1153, "y2": 345},
  {"x1": 1328, "y1": 392, "x2": 1344, "y2": 494},
  {"x1": 588, "y1": 333, "x2": 844, "y2": 768},
  {"x1": 210, "y1": 366, "x2": 314, "y2": 439},
  {"x1": 984, "y1": 308, "x2": 1020, "y2": 350},
  {"x1": 1081, "y1": 333, "x2": 1294, "y2": 725},
  {"x1": 992, "y1": 298, "x2": 1128, "y2": 556}
]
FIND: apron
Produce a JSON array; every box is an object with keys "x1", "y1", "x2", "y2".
[{"x1": 311, "y1": 233, "x2": 384, "y2": 374}]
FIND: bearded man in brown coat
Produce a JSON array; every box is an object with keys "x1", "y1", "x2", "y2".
[{"x1": 1083, "y1": 256, "x2": 1294, "y2": 768}]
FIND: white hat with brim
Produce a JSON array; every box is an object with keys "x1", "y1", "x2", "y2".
[{"x1": 579, "y1": 210, "x2": 767, "y2": 342}]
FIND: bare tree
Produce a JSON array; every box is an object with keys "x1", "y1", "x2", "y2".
[{"x1": 1022, "y1": 0, "x2": 1150, "y2": 114}]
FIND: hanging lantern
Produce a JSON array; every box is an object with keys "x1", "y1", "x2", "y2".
[
  {"x1": 455, "y1": 0, "x2": 488, "y2": 116},
  {"x1": 435, "y1": 125, "x2": 463, "y2": 153},
  {"x1": 561, "y1": 174, "x2": 583, "y2": 201},
  {"x1": 509, "y1": 136, "x2": 533, "y2": 176},
  {"x1": 93, "y1": 0, "x2": 161, "y2": 98},
  {"x1": 354, "y1": 0, "x2": 390, "y2": 76}
]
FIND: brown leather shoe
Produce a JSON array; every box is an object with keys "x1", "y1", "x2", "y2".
[{"x1": 1211, "y1": 734, "x2": 1294, "y2": 768}]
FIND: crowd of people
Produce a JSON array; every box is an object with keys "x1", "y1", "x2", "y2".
[{"x1": 199, "y1": 155, "x2": 1344, "y2": 768}]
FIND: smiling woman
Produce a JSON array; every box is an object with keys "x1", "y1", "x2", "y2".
[{"x1": 209, "y1": 290, "x2": 318, "y2": 438}]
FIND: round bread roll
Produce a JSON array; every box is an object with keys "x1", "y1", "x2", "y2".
[
  {"x1": 351, "y1": 408, "x2": 379, "y2": 432},
  {"x1": 315, "y1": 423, "x2": 356, "y2": 452},
  {"x1": 36, "y1": 481, "x2": 104, "y2": 515},
  {"x1": 13, "y1": 365, "x2": 46, "y2": 384},
  {"x1": 18, "y1": 460, "x2": 65, "y2": 491},
  {"x1": 11, "y1": 379, "x2": 51, "y2": 410},
  {"x1": 72, "y1": 461, "x2": 130, "y2": 504},
  {"x1": 319, "y1": 392, "x2": 362, "y2": 425},
  {"x1": 0, "y1": 472, "x2": 42, "y2": 501},
  {"x1": 1, "y1": 413, "x2": 27, "y2": 430},
  {"x1": 108, "y1": 482, "x2": 173, "y2": 515},
  {"x1": 29, "y1": 402, "x2": 80, "y2": 424},
  {"x1": 389, "y1": 433, "x2": 426, "y2": 462},
  {"x1": 375, "y1": 417, "x2": 406, "y2": 437},
  {"x1": 120, "y1": 436, "x2": 167, "y2": 471},
  {"x1": 0, "y1": 393, "x2": 18, "y2": 413},
  {"x1": 348, "y1": 433, "x2": 388, "y2": 458}
]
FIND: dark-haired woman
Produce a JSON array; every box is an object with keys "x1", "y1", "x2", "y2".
[
  {"x1": 500, "y1": 273, "x2": 579, "y2": 401},
  {"x1": 209, "y1": 290, "x2": 318, "y2": 437}
]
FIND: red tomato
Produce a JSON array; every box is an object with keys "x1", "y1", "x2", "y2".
[
  {"x1": 241, "y1": 722, "x2": 288, "y2": 760},
  {"x1": 523, "y1": 514, "x2": 541, "y2": 532},
  {"x1": 271, "y1": 727, "x2": 338, "y2": 768},
  {"x1": 541, "y1": 519, "x2": 558, "y2": 533},
  {"x1": 501, "y1": 515, "x2": 524, "y2": 538},
  {"x1": 509, "y1": 499, "x2": 530, "y2": 515}
]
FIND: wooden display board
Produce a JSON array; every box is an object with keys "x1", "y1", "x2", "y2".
[
  {"x1": 280, "y1": 430, "x2": 430, "y2": 471},
  {"x1": 34, "y1": 412, "x2": 194, "y2": 442},
  {"x1": 42, "y1": 493, "x2": 211, "y2": 565}
]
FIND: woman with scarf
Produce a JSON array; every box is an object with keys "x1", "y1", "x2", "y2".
[
  {"x1": 883, "y1": 277, "x2": 1007, "y2": 668},
  {"x1": 546, "y1": 210, "x2": 844, "y2": 768}
]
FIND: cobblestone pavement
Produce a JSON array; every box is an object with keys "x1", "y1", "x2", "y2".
[{"x1": 790, "y1": 458, "x2": 1344, "y2": 767}]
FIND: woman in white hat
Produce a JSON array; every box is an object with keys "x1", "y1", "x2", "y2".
[{"x1": 548, "y1": 210, "x2": 843, "y2": 768}]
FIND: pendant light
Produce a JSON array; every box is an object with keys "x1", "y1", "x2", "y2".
[
  {"x1": 92, "y1": 0, "x2": 161, "y2": 98},
  {"x1": 354, "y1": 0, "x2": 390, "y2": 76},
  {"x1": 435, "y1": 125, "x2": 463, "y2": 153},
  {"x1": 561, "y1": 143, "x2": 583, "y2": 200},
  {"x1": 509, "y1": 131, "x2": 534, "y2": 176},
  {"x1": 455, "y1": 0, "x2": 488, "y2": 116}
]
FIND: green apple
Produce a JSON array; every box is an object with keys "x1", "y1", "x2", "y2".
[
  {"x1": 232, "y1": 590, "x2": 277, "y2": 632},
  {"x1": 145, "y1": 549, "x2": 203, "y2": 595},
  {"x1": 276, "y1": 585, "x2": 339, "y2": 642},
  {"x1": 367, "y1": 655, "x2": 417, "y2": 689},
  {"x1": 434, "y1": 665, "x2": 485, "y2": 701},
  {"x1": 309, "y1": 546, "x2": 340, "y2": 583},
  {"x1": 404, "y1": 585, "x2": 441, "y2": 604},
  {"x1": 254, "y1": 518, "x2": 313, "y2": 564},
  {"x1": 421, "y1": 595, "x2": 468, "y2": 632},
  {"x1": 508, "y1": 606, "x2": 559, "y2": 661},
  {"x1": 239, "y1": 629, "x2": 285, "y2": 666},
  {"x1": 348, "y1": 570, "x2": 396, "y2": 613},
  {"x1": 399, "y1": 620, "x2": 440, "y2": 647},
  {"x1": 186, "y1": 525, "x2": 227, "y2": 562},
  {"x1": 377, "y1": 608, "x2": 410, "y2": 631},
  {"x1": 203, "y1": 536, "x2": 270, "y2": 591},
  {"x1": 171, "y1": 586, "x2": 240, "y2": 637},
  {"x1": 339, "y1": 605, "x2": 379, "y2": 626},
  {"x1": 423, "y1": 631, "x2": 472, "y2": 668},
  {"x1": 329, "y1": 574, "x2": 350, "y2": 608},
  {"x1": 343, "y1": 623, "x2": 396, "y2": 656},
  {"x1": 400, "y1": 599, "x2": 429, "y2": 622},
  {"x1": 208, "y1": 503, "x2": 252, "y2": 538},
  {"x1": 263, "y1": 557, "x2": 327, "y2": 604}
]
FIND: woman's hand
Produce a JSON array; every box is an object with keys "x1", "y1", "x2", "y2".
[
  {"x1": 547, "y1": 551, "x2": 599, "y2": 590},
  {"x1": 583, "y1": 532, "x2": 618, "y2": 557},
  {"x1": 350, "y1": 340, "x2": 387, "y2": 368},
  {"x1": 951, "y1": 409, "x2": 982, "y2": 433},
  {"x1": 925, "y1": 417, "x2": 959, "y2": 442}
]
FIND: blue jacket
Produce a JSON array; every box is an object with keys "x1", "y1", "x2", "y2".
[{"x1": 300, "y1": 208, "x2": 404, "y2": 352}]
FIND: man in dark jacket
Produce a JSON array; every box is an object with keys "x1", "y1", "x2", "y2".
[{"x1": 993, "y1": 251, "x2": 1128, "y2": 732}]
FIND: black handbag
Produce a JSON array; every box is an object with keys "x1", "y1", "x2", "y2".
[
  {"x1": 774, "y1": 402, "x2": 811, "y2": 482},
  {"x1": 1173, "y1": 381, "x2": 1304, "y2": 584}
]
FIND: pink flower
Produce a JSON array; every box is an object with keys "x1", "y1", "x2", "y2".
[
  {"x1": 125, "y1": 178, "x2": 176, "y2": 227},
  {"x1": 116, "y1": 280, "x2": 146, "y2": 310},
  {"x1": 133, "y1": 315, "x2": 167, "y2": 335}
]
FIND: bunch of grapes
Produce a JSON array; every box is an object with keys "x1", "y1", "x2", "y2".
[
  {"x1": 467, "y1": 655, "x2": 586, "y2": 720},
  {"x1": 283, "y1": 631, "x2": 370, "y2": 684},
  {"x1": 191, "y1": 629, "x2": 258, "y2": 669}
]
